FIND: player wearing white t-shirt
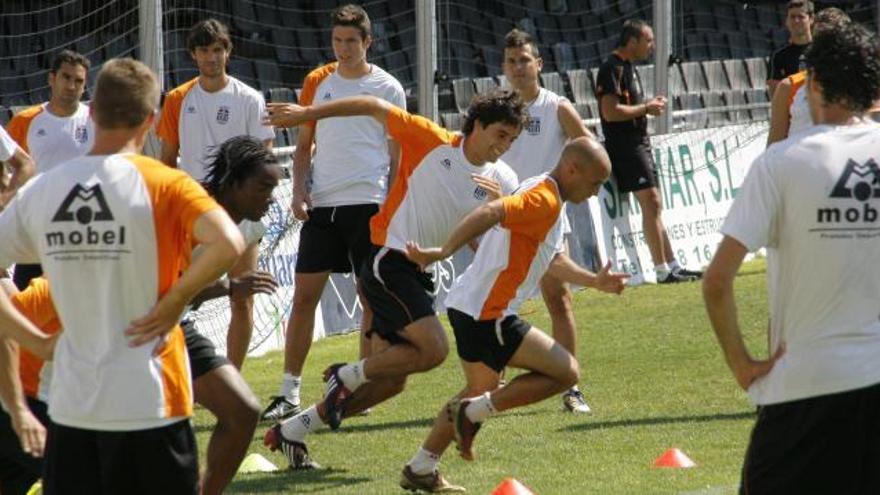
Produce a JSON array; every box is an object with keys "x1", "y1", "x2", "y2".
[
  {"x1": 500, "y1": 28, "x2": 598, "y2": 414},
  {"x1": 0, "y1": 126, "x2": 34, "y2": 212},
  {"x1": 262, "y1": 5, "x2": 407, "y2": 424},
  {"x1": 262, "y1": 89, "x2": 523, "y2": 470},
  {"x1": 399, "y1": 138, "x2": 627, "y2": 492},
  {"x1": 6, "y1": 50, "x2": 93, "y2": 290},
  {"x1": 157, "y1": 19, "x2": 275, "y2": 368},
  {"x1": 704, "y1": 24, "x2": 880, "y2": 494}
]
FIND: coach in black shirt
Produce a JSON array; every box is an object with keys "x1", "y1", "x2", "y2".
[
  {"x1": 768, "y1": 0, "x2": 814, "y2": 94},
  {"x1": 595, "y1": 19, "x2": 701, "y2": 283}
]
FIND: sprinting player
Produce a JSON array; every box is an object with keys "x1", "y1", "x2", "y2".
[
  {"x1": 262, "y1": 4, "x2": 406, "y2": 423},
  {"x1": 767, "y1": 7, "x2": 851, "y2": 145},
  {"x1": 767, "y1": 1, "x2": 814, "y2": 95},
  {"x1": 704, "y1": 23, "x2": 880, "y2": 494},
  {"x1": 596, "y1": 19, "x2": 701, "y2": 283},
  {"x1": 399, "y1": 138, "x2": 628, "y2": 492},
  {"x1": 0, "y1": 126, "x2": 34, "y2": 211},
  {"x1": 0, "y1": 58, "x2": 245, "y2": 494},
  {"x1": 157, "y1": 18, "x2": 275, "y2": 368},
  {"x1": 5, "y1": 50, "x2": 93, "y2": 288},
  {"x1": 0, "y1": 136, "x2": 281, "y2": 495},
  {"x1": 262, "y1": 89, "x2": 523, "y2": 468},
  {"x1": 499, "y1": 28, "x2": 596, "y2": 413}
]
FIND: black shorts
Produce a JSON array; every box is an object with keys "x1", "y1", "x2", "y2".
[
  {"x1": 360, "y1": 246, "x2": 435, "y2": 344},
  {"x1": 182, "y1": 319, "x2": 229, "y2": 380},
  {"x1": 42, "y1": 420, "x2": 198, "y2": 495},
  {"x1": 0, "y1": 396, "x2": 49, "y2": 495},
  {"x1": 605, "y1": 137, "x2": 658, "y2": 193},
  {"x1": 740, "y1": 382, "x2": 880, "y2": 495},
  {"x1": 12, "y1": 264, "x2": 43, "y2": 291},
  {"x1": 295, "y1": 204, "x2": 379, "y2": 274},
  {"x1": 447, "y1": 308, "x2": 531, "y2": 373}
]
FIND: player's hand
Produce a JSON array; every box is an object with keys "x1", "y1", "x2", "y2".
[
  {"x1": 229, "y1": 270, "x2": 278, "y2": 300},
  {"x1": 265, "y1": 103, "x2": 309, "y2": 127},
  {"x1": 10, "y1": 406, "x2": 46, "y2": 457},
  {"x1": 125, "y1": 293, "x2": 188, "y2": 351},
  {"x1": 645, "y1": 96, "x2": 667, "y2": 116},
  {"x1": 471, "y1": 174, "x2": 503, "y2": 201},
  {"x1": 404, "y1": 241, "x2": 447, "y2": 270},
  {"x1": 592, "y1": 261, "x2": 630, "y2": 295},
  {"x1": 291, "y1": 189, "x2": 311, "y2": 221},
  {"x1": 731, "y1": 344, "x2": 785, "y2": 391}
]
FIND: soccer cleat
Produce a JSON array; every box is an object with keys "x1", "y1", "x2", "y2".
[
  {"x1": 263, "y1": 424, "x2": 321, "y2": 470},
  {"x1": 399, "y1": 465, "x2": 466, "y2": 493},
  {"x1": 322, "y1": 363, "x2": 352, "y2": 430},
  {"x1": 562, "y1": 389, "x2": 592, "y2": 414},
  {"x1": 658, "y1": 271, "x2": 699, "y2": 284},
  {"x1": 674, "y1": 267, "x2": 703, "y2": 279},
  {"x1": 448, "y1": 398, "x2": 481, "y2": 461},
  {"x1": 260, "y1": 396, "x2": 301, "y2": 423}
]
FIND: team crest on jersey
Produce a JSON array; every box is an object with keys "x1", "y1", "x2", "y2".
[
  {"x1": 473, "y1": 186, "x2": 488, "y2": 200},
  {"x1": 440, "y1": 158, "x2": 452, "y2": 170},
  {"x1": 36, "y1": 128, "x2": 47, "y2": 137},
  {"x1": 322, "y1": 92, "x2": 332, "y2": 100},
  {"x1": 526, "y1": 117, "x2": 541, "y2": 135},
  {"x1": 186, "y1": 105, "x2": 197, "y2": 114},
  {"x1": 74, "y1": 125, "x2": 88, "y2": 144},
  {"x1": 216, "y1": 106, "x2": 230, "y2": 124}
]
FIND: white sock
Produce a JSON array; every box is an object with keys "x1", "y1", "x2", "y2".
[
  {"x1": 655, "y1": 263, "x2": 670, "y2": 279},
  {"x1": 280, "y1": 404, "x2": 325, "y2": 442},
  {"x1": 464, "y1": 392, "x2": 497, "y2": 423},
  {"x1": 407, "y1": 447, "x2": 440, "y2": 475},
  {"x1": 338, "y1": 359, "x2": 369, "y2": 391},
  {"x1": 280, "y1": 373, "x2": 301, "y2": 404},
  {"x1": 668, "y1": 260, "x2": 681, "y2": 271},
  {"x1": 569, "y1": 384, "x2": 580, "y2": 393}
]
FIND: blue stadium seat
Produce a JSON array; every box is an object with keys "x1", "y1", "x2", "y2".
[
  {"x1": 727, "y1": 32, "x2": 751, "y2": 60},
  {"x1": 706, "y1": 33, "x2": 731, "y2": 60},
  {"x1": 685, "y1": 33, "x2": 709, "y2": 61},
  {"x1": 713, "y1": 4, "x2": 738, "y2": 32},
  {"x1": 552, "y1": 42, "x2": 576, "y2": 73},
  {"x1": 254, "y1": 59, "x2": 282, "y2": 90},
  {"x1": 480, "y1": 46, "x2": 503, "y2": 77}
]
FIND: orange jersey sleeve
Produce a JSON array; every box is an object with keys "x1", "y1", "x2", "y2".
[
  {"x1": 299, "y1": 63, "x2": 337, "y2": 130},
  {"x1": 787, "y1": 70, "x2": 807, "y2": 108},
  {"x1": 500, "y1": 179, "x2": 562, "y2": 240},
  {"x1": 5, "y1": 105, "x2": 43, "y2": 154},
  {"x1": 156, "y1": 78, "x2": 198, "y2": 146},
  {"x1": 11, "y1": 277, "x2": 62, "y2": 399}
]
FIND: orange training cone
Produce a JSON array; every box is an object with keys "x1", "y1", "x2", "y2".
[
  {"x1": 492, "y1": 478, "x2": 536, "y2": 495},
  {"x1": 653, "y1": 448, "x2": 696, "y2": 468}
]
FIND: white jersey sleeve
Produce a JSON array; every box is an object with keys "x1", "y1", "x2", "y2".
[
  {"x1": 0, "y1": 185, "x2": 39, "y2": 266},
  {"x1": 0, "y1": 126, "x2": 18, "y2": 161},
  {"x1": 720, "y1": 154, "x2": 781, "y2": 251}
]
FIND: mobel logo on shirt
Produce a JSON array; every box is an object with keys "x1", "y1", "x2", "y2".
[
  {"x1": 818, "y1": 159, "x2": 880, "y2": 224},
  {"x1": 45, "y1": 184, "x2": 126, "y2": 249}
]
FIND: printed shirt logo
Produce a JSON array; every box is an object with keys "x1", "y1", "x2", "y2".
[
  {"x1": 46, "y1": 183, "x2": 127, "y2": 252},
  {"x1": 322, "y1": 92, "x2": 332, "y2": 100},
  {"x1": 52, "y1": 184, "x2": 114, "y2": 224},
  {"x1": 815, "y1": 159, "x2": 880, "y2": 228},
  {"x1": 440, "y1": 158, "x2": 452, "y2": 170},
  {"x1": 526, "y1": 116, "x2": 541, "y2": 135},
  {"x1": 186, "y1": 105, "x2": 197, "y2": 114},
  {"x1": 74, "y1": 125, "x2": 88, "y2": 144},
  {"x1": 216, "y1": 105, "x2": 230, "y2": 124},
  {"x1": 830, "y1": 159, "x2": 880, "y2": 201},
  {"x1": 36, "y1": 128, "x2": 47, "y2": 137},
  {"x1": 473, "y1": 186, "x2": 488, "y2": 200}
]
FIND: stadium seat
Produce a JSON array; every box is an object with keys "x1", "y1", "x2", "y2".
[
  {"x1": 552, "y1": 42, "x2": 576, "y2": 73},
  {"x1": 480, "y1": 46, "x2": 503, "y2": 77},
  {"x1": 703, "y1": 90, "x2": 732, "y2": 127},
  {"x1": 589, "y1": 0, "x2": 611, "y2": 14},
  {"x1": 723, "y1": 89, "x2": 750, "y2": 123},
  {"x1": 701, "y1": 60, "x2": 731, "y2": 91},
  {"x1": 722, "y1": 59, "x2": 751, "y2": 90},
  {"x1": 451, "y1": 43, "x2": 480, "y2": 79},
  {"x1": 517, "y1": 18, "x2": 539, "y2": 43},
  {"x1": 452, "y1": 78, "x2": 475, "y2": 113},
  {"x1": 441, "y1": 111, "x2": 464, "y2": 131},
  {"x1": 537, "y1": 15, "x2": 563, "y2": 47},
  {"x1": 557, "y1": 15, "x2": 583, "y2": 44},
  {"x1": 496, "y1": 74, "x2": 511, "y2": 90},
  {"x1": 540, "y1": 72, "x2": 567, "y2": 100},
  {"x1": 691, "y1": 3, "x2": 714, "y2": 32},
  {"x1": 744, "y1": 88, "x2": 770, "y2": 121},
  {"x1": 674, "y1": 92, "x2": 706, "y2": 130},
  {"x1": 573, "y1": 42, "x2": 600, "y2": 68},
  {"x1": 372, "y1": 21, "x2": 391, "y2": 55},
  {"x1": 735, "y1": 5, "x2": 760, "y2": 32},
  {"x1": 743, "y1": 57, "x2": 768, "y2": 89},
  {"x1": 755, "y1": 5, "x2": 780, "y2": 31},
  {"x1": 747, "y1": 31, "x2": 772, "y2": 57},
  {"x1": 567, "y1": 69, "x2": 595, "y2": 104},
  {"x1": 384, "y1": 51, "x2": 412, "y2": 87},
  {"x1": 713, "y1": 4, "x2": 738, "y2": 32},
  {"x1": 706, "y1": 33, "x2": 731, "y2": 60},
  {"x1": 668, "y1": 63, "x2": 687, "y2": 96},
  {"x1": 685, "y1": 33, "x2": 708, "y2": 61},
  {"x1": 547, "y1": 0, "x2": 569, "y2": 14},
  {"x1": 267, "y1": 87, "x2": 296, "y2": 104},
  {"x1": 228, "y1": 58, "x2": 257, "y2": 87},
  {"x1": 727, "y1": 32, "x2": 751, "y2": 60},
  {"x1": 272, "y1": 29, "x2": 300, "y2": 65},
  {"x1": 635, "y1": 64, "x2": 654, "y2": 99},
  {"x1": 680, "y1": 61, "x2": 709, "y2": 92},
  {"x1": 473, "y1": 77, "x2": 497, "y2": 95},
  {"x1": 254, "y1": 59, "x2": 282, "y2": 90}
]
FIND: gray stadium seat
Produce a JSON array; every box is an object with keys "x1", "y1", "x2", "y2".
[
  {"x1": 567, "y1": 69, "x2": 596, "y2": 104},
  {"x1": 441, "y1": 112, "x2": 464, "y2": 131},
  {"x1": 713, "y1": 4, "x2": 737, "y2": 32},
  {"x1": 668, "y1": 63, "x2": 687, "y2": 96},
  {"x1": 701, "y1": 61, "x2": 731, "y2": 91},
  {"x1": 480, "y1": 47, "x2": 503, "y2": 77},
  {"x1": 691, "y1": 3, "x2": 714, "y2": 32},
  {"x1": 552, "y1": 42, "x2": 576, "y2": 73},
  {"x1": 680, "y1": 61, "x2": 709, "y2": 92},
  {"x1": 722, "y1": 59, "x2": 751, "y2": 90},
  {"x1": 703, "y1": 90, "x2": 732, "y2": 127},
  {"x1": 254, "y1": 60, "x2": 282, "y2": 90},
  {"x1": 745, "y1": 88, "x2": 770, "y2": 121},
  {"x1": 674, "y1": 92, "x2": 706, "y2": 130},
  {"x1": 452, "y1": 78, "x2": 475, "y2": 113},
  {"x1": 744, "y1": 57, "x2": 768, "y2": 89},
  {"x1": 268, "y1": 87, "x2": 296, "y2": 103},
  {"x1": 540, "y1": 72, "x2": 567, "y2": 99},
  {"x1": 685, "y1": 33, "x2": 708, "y2": 61},
  {"x1": 727, "y1": 32, "x2": 751, "y2": 60},
  {"x1": 473, "y1": 77, "x2": 497, "y2": 95},
  {"x1": 723, "y1": 89, "x2": 750, "y2": 123},
  {"x1": 735, "y1": 5, "x2": 760, "y2": 32},
  {"x1": 706, "y1": 33, "x2": 731, "y2": 60},
  {"x1": 635, "y1": 64, "x2": 654, "y2": 99},
  {"x1": 496, "y1": 74, "x2": 511, "y2": 90}
]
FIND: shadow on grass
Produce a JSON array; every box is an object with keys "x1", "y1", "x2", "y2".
[
  {"x1": 560, "y1": 410, "x2": 755, "y2": 432},
  {"x1": 228, "y1": 466, "x2": 371, "y2": 493}
]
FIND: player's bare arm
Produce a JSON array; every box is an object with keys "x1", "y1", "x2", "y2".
[
  {"x1": 405, "y1": 200, "x2": 505, "y2": 269},
  {"x1": 546, "y1": 256, "x2": 629, "y2": 294},
  {"x1": 264, "y1": 96, "x2": 393, "y2": 128}
]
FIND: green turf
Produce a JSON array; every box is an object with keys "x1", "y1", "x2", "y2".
[{"x1": 196, "y1": 259, "x2": 769, "y2": 494}]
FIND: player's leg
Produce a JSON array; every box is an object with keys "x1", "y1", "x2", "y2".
[{"x1": 0, "y1": 397, "x2": 47, "y2": 495}]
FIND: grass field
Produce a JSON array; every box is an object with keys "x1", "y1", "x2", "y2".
[{"x1": 195, "y1": 259, "x2": 769, "y2": 494}]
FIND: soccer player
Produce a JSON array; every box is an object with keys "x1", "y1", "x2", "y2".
[
  {"x1": 399, "y1": 137, "x2": 628, "y2": 492},
  {"x1": 499, "y1": 28, "x2": 596, "y2": 413},
  {"x1": 0, "y1": 126, "x2": 34, "y2": 211},
  {"x1": 5, "y1": 50, "x2": 93, "y2": 288},
  {"x1": 261, "y1": 89, "x2": 523, "y2": 468},
  {"x1": 767, "y1": 1, "x2": 815, "y2": 95},
  {"x1": 704, "y1": 23, "x2": 880, "y2": 494},
  {"x1": 0, "y1": 58, "x2": 245, "y2": 494},
  {"x1": 157, "y1": 18, "x2": 275, "y2": 368},
  {"x1": 262, "y1": 4, "x2": 406, "y2": 423},
  {"x1": 597, "y1": 19, "x2": 701, "y2": 283},
  {"x1": 766, "y1": 7, "x2": 850, "y2": 145}
]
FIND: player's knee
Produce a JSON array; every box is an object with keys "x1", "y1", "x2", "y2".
[
  {"x1": 387, "y1": 376, "x2": 407, "y2": 396},
  {"x1": 421, "y1": 335, "x2": 449, "y2": 370},
  {"x1": 642, "y1": 191, "x2": 663, "y2": 215},
  {"x1": 542, "y1": 285, "x2": 572, "y2": 315},
  {"x1": 561, "y1": 360, "x2": 580, "y2": 390},
  {"x1": 291, "y1": 287, "x2": 322, "y2": 311}
]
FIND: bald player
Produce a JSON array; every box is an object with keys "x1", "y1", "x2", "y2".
[{"x1": 399, "y1": 138, "x2": 629, "y2": 492}]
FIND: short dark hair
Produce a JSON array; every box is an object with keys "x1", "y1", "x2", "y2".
[
  {"x1": 187, "y1": 18, "x2": 232, "y2": 53},
  {"x1": 461, "y1": 88, "x2": 528, "y2": 136},
  {"x1": 504, "y1": 28, "x2": 540, "y2": 58},
  {"x1": 617, "y1": 19, "x2": 649, "y2": 48},
  {"x1": 203, "y1": 135, "x2": 279, "y2": 196},
  {"x1": 787, "y1": 1, "x2": 815, "y2": 15},
  {"x1": 330, "y1": 4, "x2": 371, "y2": 40},
  {"x1": 804, "y1": 22, "x2": 880, "y2": 112},
  {"x1": 813, "y1": 7, "x2": 850, "y2": 33},
  {"x1": 51, "y1": 49, "x2": 90, "y2": 73}
]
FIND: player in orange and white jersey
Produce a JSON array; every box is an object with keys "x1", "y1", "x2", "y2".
[
  {"x1": 5, "y1": 50, "x2": 93, "y2": 289},
  {"x1": 262, "y1": 89, "x2": 523, "y2": 469},
  {"x1": 399, "y1": 138, "x2": 628, "y2": 491},
  {"x1": 0, "y1": 58, "x2": 245, "y2": 494}
]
